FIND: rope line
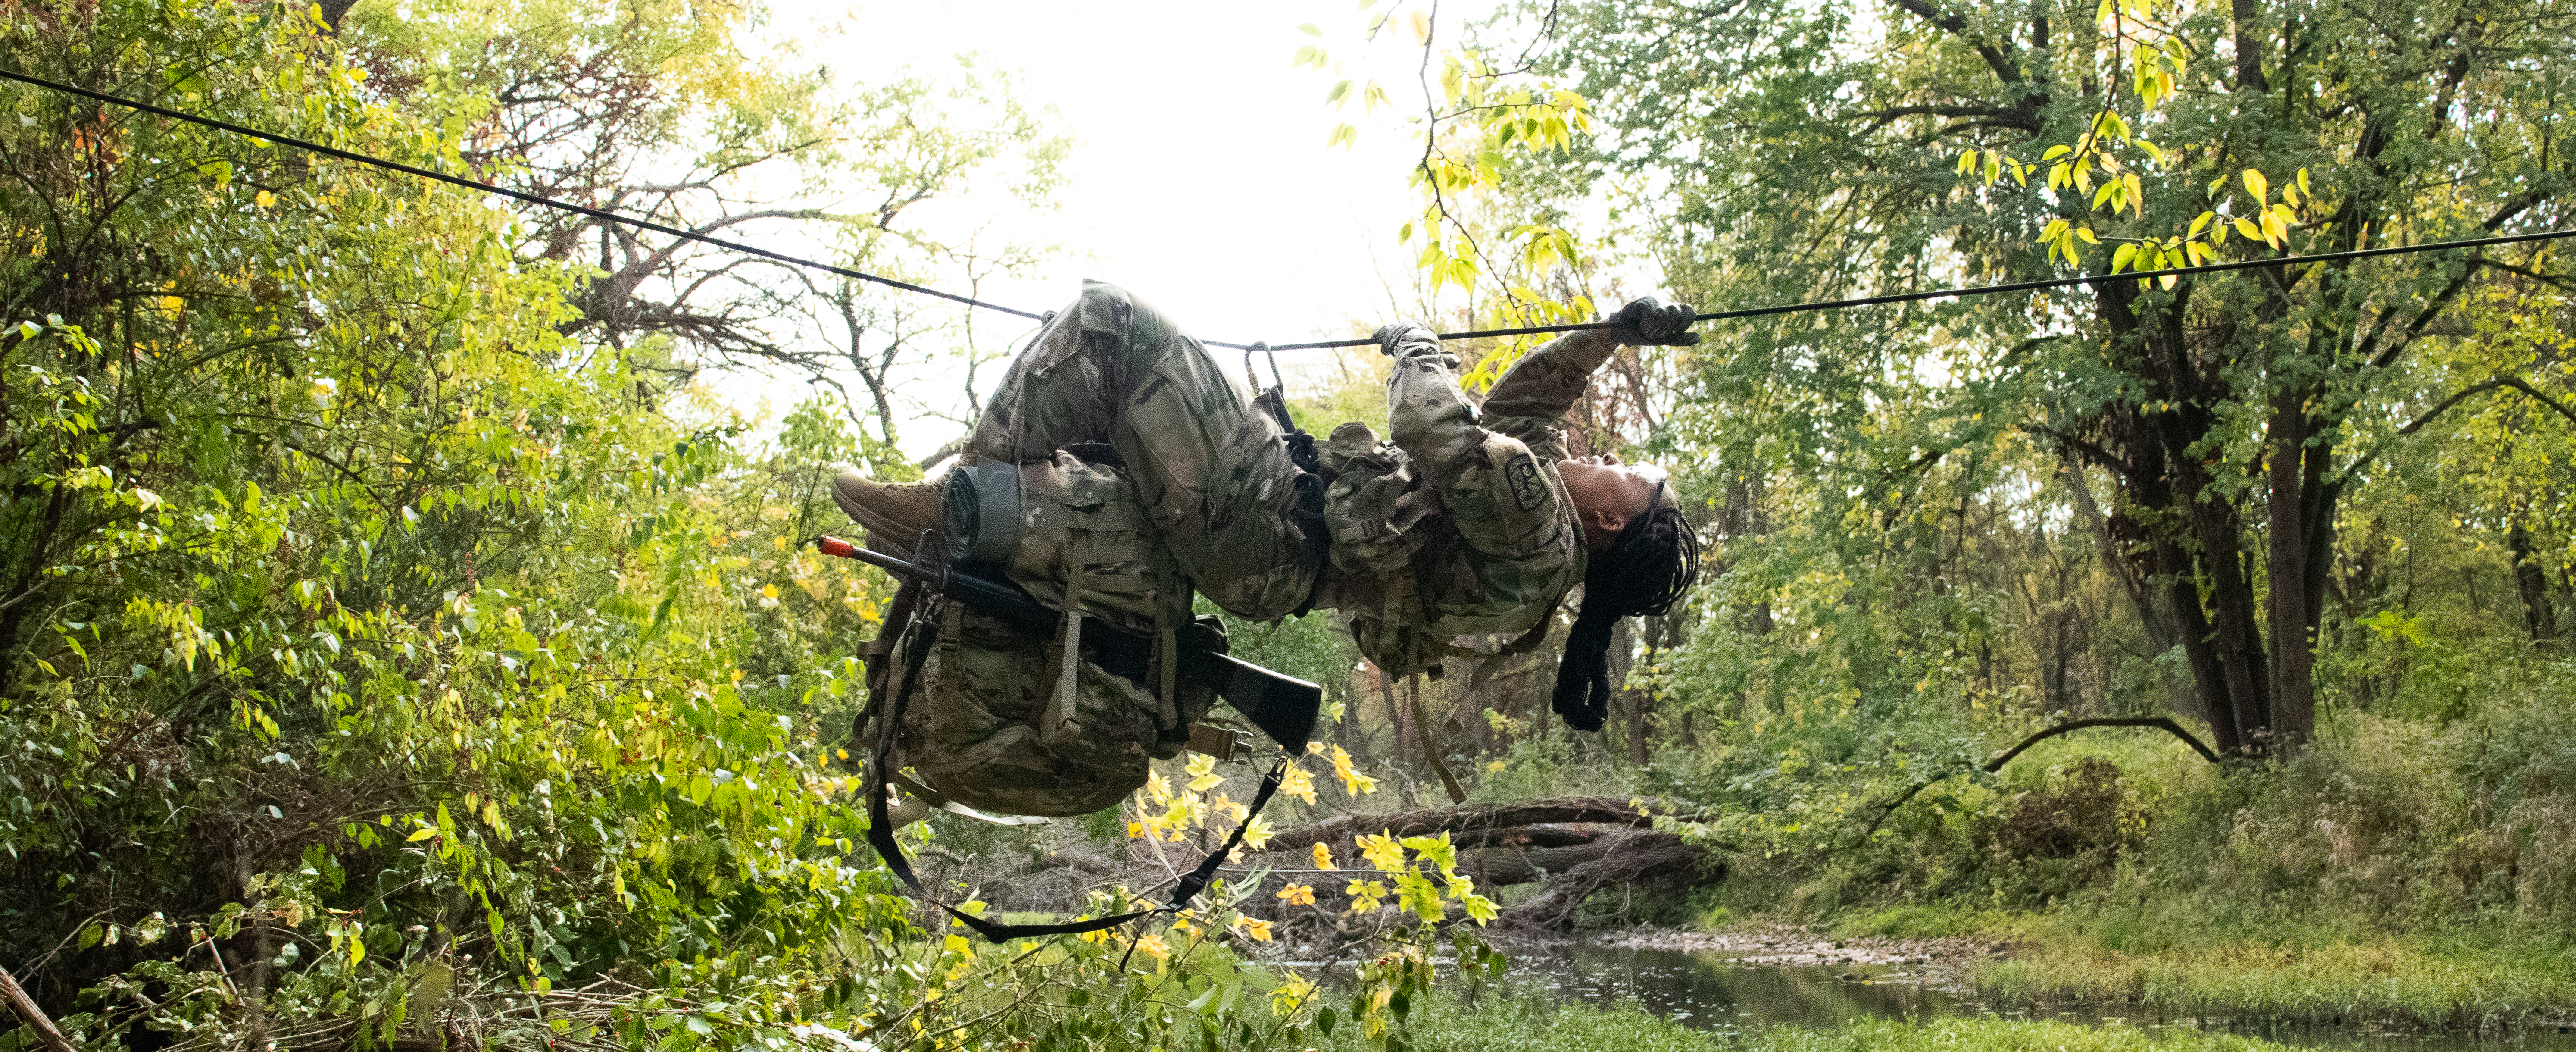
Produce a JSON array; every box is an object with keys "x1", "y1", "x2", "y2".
[
  {"x1": 8, "y1": 68, "x2": 2572, "y2": 352},
  {"x1": 1247, "y1": 226, "x2": 2576, "y2": 350},
  {"x1": 0, "y1": 68, "x2": 1046, "y2": 321}
]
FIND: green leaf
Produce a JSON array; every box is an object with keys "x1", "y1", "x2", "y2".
[{"x1": 1299, "y1": 22, "x2": 1322, "y2": 35}]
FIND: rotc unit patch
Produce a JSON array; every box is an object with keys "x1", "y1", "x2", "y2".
[{"x1": 1505, "y1": 452, "x2": 1546, "y2": 511}]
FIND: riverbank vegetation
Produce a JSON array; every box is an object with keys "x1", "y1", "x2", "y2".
[{"x1": 1334, "y1": 996, "x2": 2313, "y2": 1052}]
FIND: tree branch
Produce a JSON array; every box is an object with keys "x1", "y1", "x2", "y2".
[
  {"x1": 1860, "y1": 717, "x2": 2220, "y2": 838},
  {"x1": 1855, "y1": 103, "x2": 2039, "y2": 133},
  {"x1": 1886, "y1": 0, "x2": 2025, "y2": 88},
  {"x1": 2334, "y1": 374, "x2": 2576, "y2": 489},
  {"x1": 0, "y1": 963, "x2": 79, "y2": 1052}
]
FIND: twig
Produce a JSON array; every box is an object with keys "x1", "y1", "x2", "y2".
[{"x1": 0, "y1": 962, "x2": 80, "y2": 1052}]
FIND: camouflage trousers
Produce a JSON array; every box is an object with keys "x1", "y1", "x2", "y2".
[{"x1": 969, "y1": 280, "x2": 1321, "y2": 620}]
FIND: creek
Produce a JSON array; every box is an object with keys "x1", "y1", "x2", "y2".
[{"x1": 1487, "y1": 942, "x2": 2576, "y2": 1052}]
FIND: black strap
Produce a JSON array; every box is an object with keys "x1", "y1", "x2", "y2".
[{"x1": 862, "y1": 600, "x2": 1295, "y2": 943}]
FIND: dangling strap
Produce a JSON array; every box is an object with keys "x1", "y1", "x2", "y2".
[
  {"x1": 1464, "y1": 596, "x2": 1563, "y2": 700},
  {"x1": 1044, "y1": 548, "x2": 1087, "y2": 743},
  {"x1": 1165, "y1": 756, "x2": 1290, "y2": 908},
  {"x1": 865, "y1": 598, "x2": 1152, "y2": 941},
  {"x1": 862, "y1": 601, "x2": 1297, "y2": 943},
  {"x1": 1156, "y1": 617, "x2": 1181, "y2": 731}
]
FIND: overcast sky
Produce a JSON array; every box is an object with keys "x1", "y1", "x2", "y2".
[{"x1": 728, "y1": 0, "x2": 1505, "y2": 454}]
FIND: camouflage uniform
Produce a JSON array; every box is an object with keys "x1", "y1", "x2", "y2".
[
  {"x1": 1315, "y1": 326, "x2": 1625, "y2": 676},
  {"x1": 968, "y1": 280, "x2": 1318, "y2": 620},
  {"x1": 889, "y1": 282, "x2": 1624, "y2": 814}
]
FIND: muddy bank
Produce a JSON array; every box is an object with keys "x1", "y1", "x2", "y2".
[{"x1": 1581, "y1": 923, "x2": 2016, "y2": 973}]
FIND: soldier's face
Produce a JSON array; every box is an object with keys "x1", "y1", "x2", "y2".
[{"x1": 1559, "y1": 454, "x2": 1666, "y2": 551}]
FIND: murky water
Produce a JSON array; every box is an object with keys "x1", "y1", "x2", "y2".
[{"x1": 1490, "y1": 942, "x2": 2576, "y2": 1052}]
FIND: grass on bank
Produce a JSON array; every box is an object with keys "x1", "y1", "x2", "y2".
[
  {"x1": 1338, "y1": 995, "x2": 2307, "y2": 1052},
  {"x1": 1975, "y1": 927, "x2": 2576, "y2": 1030},
  {"x1": 1816, "y1": 902, "x2": 2576, "y2": 1029}
]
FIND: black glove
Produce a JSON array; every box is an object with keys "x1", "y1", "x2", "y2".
[{"x1": 1607, "y1": 296, "x2": 1700, "y2": 346}]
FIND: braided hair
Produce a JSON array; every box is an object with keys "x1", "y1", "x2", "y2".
[{"x1": 1551, "y1": 481, "x2": 1700, "y2": 733}]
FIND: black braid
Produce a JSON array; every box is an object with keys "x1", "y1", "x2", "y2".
[{"x1": 1550, "y1": 488, "x2": 1700, "y2": 733}]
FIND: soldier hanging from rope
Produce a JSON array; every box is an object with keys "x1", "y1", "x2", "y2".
[{"x1": 831, "y1": 280, "x2": 1702, "y2": 826}]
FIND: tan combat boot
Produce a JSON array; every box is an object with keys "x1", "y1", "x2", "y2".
[{"x1": 831, "y1": 467, "x2": 948, "y2": 545}]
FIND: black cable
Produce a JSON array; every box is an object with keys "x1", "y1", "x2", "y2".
[
  {"x1": 1243, "y1": 226, "x2": 2576, "y2": 350},
  {"x1": 0, "y1": 68, "x2": 1048, "y2": 321},
  {"x1": 9, "y1": 67, "x2": 2570, "y2": 351}
]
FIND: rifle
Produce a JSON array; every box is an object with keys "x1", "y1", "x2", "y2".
[{"x1": 813, "y1": 535, "x2": 1321, "y2": 752}]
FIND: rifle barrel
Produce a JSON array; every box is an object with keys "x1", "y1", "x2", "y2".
[{"x1": 815, "y1": 535, "x2": 921, "y2": 579}]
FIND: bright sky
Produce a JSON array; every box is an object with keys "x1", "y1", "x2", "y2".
[{"x1": 733, "y1": 0, "x2": 1502, "y2": 455}]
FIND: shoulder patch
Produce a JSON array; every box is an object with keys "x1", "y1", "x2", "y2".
[{"x1": 1505, "y1": 453, "x2": 1546, "y2": 511}]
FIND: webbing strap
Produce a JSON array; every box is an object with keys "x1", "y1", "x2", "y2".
[{"x1": 862, "y1": 599, "x2": 1293, "y2": 943}]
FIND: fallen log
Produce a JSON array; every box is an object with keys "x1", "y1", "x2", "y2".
[
  {"x1": 1497, "y1": 829, "x2": 1718, "y2": 931},
  {"x1": 1248, "y1": 797, "x2": 1727, "y2": 932},
  {"x1": 1456, "y1": 833, "x2": 1631, "y2": 886},
  {"x1": 1254, "y1": 797, "x2": 1666, "y2": 856}
]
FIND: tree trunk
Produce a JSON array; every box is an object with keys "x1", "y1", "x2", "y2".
[
  {"x1": 2264, "y1": 386, "x2": 2325, "y2": 747},
  {"x1": 2095, "y1": 282, "x2": 2276, "y2": 754},
  {"x1": 2510, "y1": 524, "x2": 2557, "y2": 648}
]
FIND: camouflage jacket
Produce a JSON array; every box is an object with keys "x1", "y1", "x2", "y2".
[{"x1": 1316, "y1": 327, "x2": 1623, "y2": 676}]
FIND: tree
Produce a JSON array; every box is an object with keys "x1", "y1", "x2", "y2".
[
  {"x1": 349, "y1": 0, "x2": 1068, "y2": 429},
  {"x1": 1530, "y1": 0, "x2": 2576, "y2": 752}
]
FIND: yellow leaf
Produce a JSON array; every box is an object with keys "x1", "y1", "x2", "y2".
[
  {"x1": 2233, "y1": 217, "x2": 2262, "y2": 241},
  {"x1": 1408, "y1": 9, "x2": 1431, "y2": 44},
  {"x1": 1356, "y1": 831, "x2": 1408, "y2": 873},
  {"x1": 255, "y1": 190, "x2": 275, "y2": 208},
  {"x1": 1311, "y1": 842, "x2": 1338, "y2": 870},
  {"x1": 1280, "y1": 764, "x2": 1317, "y2": 805},
  {"x1": 1277, "y1": 883, "x2": 1318, "y2": 906},
  {"x1": 2242, "y1": 167, "x2": 2268, "y2": 202},
  {"x1": 406, "y1": 828, "x2": 438, "y2": 842}
]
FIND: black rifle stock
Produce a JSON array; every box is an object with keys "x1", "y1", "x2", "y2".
[{"x1": 814, "y1": 535, "x2": 1320, "y2": 751}]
